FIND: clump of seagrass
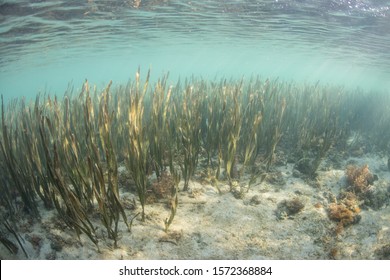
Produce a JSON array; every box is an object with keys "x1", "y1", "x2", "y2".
[
  {"x1": 177, "y1": 84, "x2": 202, "y2": 191},
  {"x1": 212, "y1": 79, "x2": 256, "y2": 192},
  {"x1": 239, "y1": 105, "x2": 262, "y2": 188},
  {"x1": 201, "y1": 85, "x2": 221, "y2": 171},
  {"x1": 0, "y1": 95, "x2": 41, "y2": 216},
  {"x1": 222, "y1": 82, "x2": 243, "y2": 187},
  {"x1": 164, "y1": 171, "x2": 180, "y2": 232},
  {"x1": 93, "y1": 82, "x2": 130, "y2": 247},
  {"x1": 39, "y1": 110, "x2": 99, "y2": 250},
  {"x1": 0, "y1": 218, "x2": 28, "y2": 258},
  {"x1": 263, "y1": 93, "x2": 286, "y2": 172},
  {"x1": 294, "y1": 120, "x2": 339, "y2": 178},
  {"x1": 126, "y1": 69, "x2": 150, "y2": 222},
  {"x1": 148, "y1": 75, "x2": 172, "y2": 179},
  {"x1": 291, "y1": 85, "x2": 342, "y2": 178}
]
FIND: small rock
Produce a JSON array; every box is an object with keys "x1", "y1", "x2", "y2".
[
  {"x1": 250, "y1": 195, "x2": 261, "y2": 205},
  {"x1": 45, "y1": 251, "x2": 57, "y2": 260},
  {"x1": 50, "y1": 241, "x2": 62, "y2": 251},
  {"x1": 375, "y1": 244, "x2": 390, "y2": 260},
  {"x1": 275, "y1": 197, "x2": 305, "y2": 219},
  {"x1": 292, "y1": 169, "x2": 301, "y2": 178}
]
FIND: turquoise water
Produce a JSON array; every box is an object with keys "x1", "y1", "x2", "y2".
[{"x1": 0, "y1": 0, "x2": 389, "y2": 101}]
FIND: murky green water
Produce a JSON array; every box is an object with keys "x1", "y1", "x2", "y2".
[{"x1": 0, "y1": 0, "x2": 389, "y2": 101}]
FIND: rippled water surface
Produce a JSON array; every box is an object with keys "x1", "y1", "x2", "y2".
[{"x1": 0, "y1": 0, "x2": 389, "y2": 99}]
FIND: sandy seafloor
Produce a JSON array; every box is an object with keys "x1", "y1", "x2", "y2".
[{"x1": 1, "y1": 153, "x2": 390, "y2": 260}]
